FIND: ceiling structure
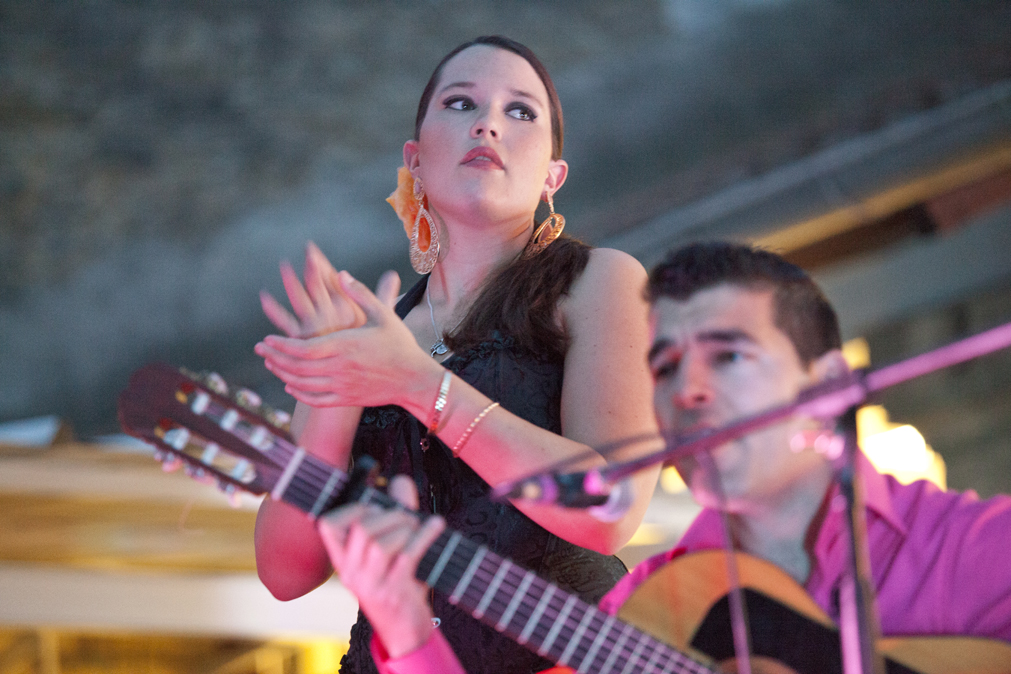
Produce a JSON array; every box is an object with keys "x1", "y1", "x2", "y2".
[{"x1": 1, "y1": 1, "x2": 1010, "y2": 671}]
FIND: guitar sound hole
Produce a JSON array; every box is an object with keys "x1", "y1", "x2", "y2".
[{"x1": 691, "y1": 590, "x2": 919, "y2": 674}]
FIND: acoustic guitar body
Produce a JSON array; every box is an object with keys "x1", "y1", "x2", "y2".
[{"x1": 616, "y1": 550, "x2": 1011, "y2": 674}]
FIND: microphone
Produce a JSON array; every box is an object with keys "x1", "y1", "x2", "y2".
[{"x1": 494, "y1": 470, "x2": 634, "y2": 522}]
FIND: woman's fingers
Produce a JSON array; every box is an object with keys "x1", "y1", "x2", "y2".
[
  {"x1": 375, "y1": 270, "x2": 402, "y2": 309},
  {"x1": 260, "y1": 290, "x2": 302, "y2": 337},
  {"x1": 339, "y1": 271, "x2": 394, "y2": 324},
  {"x1": 280, "y1": 260, "x2": 317, "y2": 322}
]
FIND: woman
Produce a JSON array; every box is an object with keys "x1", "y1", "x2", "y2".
[{"x1": 254, "y1": 36, "x2": 660, "y2": 674}]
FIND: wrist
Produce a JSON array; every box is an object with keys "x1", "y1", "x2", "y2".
[{"x1": 398, "y1": 358, "x2": 451, "y2": 422}]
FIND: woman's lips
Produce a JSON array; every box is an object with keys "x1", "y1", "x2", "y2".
[{"x1": 461, "y1": 146, "x2": 504, "y2": 169}]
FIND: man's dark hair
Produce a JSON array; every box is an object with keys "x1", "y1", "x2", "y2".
[{"x1": 647, "y1": 242, "x2": 842, "y2": 365}]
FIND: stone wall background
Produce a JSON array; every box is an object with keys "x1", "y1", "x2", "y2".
[{"x1": 2, "y1": 0, "x2": 1010, "y2": 495}]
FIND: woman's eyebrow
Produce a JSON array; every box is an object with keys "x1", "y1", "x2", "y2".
[{"x1": 437, "y1": 81, "x2": 475, "y2": 95}]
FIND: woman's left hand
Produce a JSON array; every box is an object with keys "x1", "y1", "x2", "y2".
[
  {"x1": 317, "y1": 475, "x2": 446, "y2": 659},
  {"x1": 255, "y1": 269, "x2": 437, "y2": 409}
]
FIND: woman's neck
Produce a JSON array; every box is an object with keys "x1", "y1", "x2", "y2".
[{"x1": 425, "y1": 209, "x2": 532, "y2": 313}]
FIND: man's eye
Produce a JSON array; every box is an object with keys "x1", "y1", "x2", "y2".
[
  {"x1": 444, "y1": 96, "x2": 475, "y2": 111},
  {"x1": 506, "y1": 104, "x2": 536, "y2": 121},
  {"x1": 651, "y1": 362, "x2": 679, "y2": 380},
  {"x1": 714, "y1": 351, "x2": 742, "y2": 365}
]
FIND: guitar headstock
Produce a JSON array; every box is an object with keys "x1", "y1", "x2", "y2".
[{"x1": 118, "y1": 363, "x2": 296, "y2": 500}]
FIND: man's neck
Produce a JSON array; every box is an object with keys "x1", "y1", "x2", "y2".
[{"x1": 727, "y1": 464, "x2": 835, "y2": 585}]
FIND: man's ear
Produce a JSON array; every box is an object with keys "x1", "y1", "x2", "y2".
[
  {"x1": 809, "y1": 349, "x2": 850, "y2": 383},
  {"x1": 403, "y1": 140, "x2": 421, "y2": 176}
]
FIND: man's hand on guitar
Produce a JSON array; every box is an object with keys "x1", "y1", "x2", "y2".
[{"x1": 317, "y1": 475, "x2": 445, "y2": 659}]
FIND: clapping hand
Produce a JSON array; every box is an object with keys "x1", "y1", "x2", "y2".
[{"x1": 260, "y1": 241, "x2": 367, "y2": 339}]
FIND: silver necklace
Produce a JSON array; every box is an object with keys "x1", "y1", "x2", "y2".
[{"x1": 426, "y1": 288, "x2": 450, "y2": 357}]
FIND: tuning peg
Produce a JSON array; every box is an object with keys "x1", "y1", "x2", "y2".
[
  {"x1": 205, "y1": 372, "x2": 228, "y2": 396},
  {"x1": 222, "y1": 483, "x2": 243, "y2": 508}
]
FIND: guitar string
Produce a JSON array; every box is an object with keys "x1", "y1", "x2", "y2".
[
  {"x1": 193, "y1": 400, "x2": 705, "y2": 674},
  {"x1": 430, "y1": 540, "x2": 706, "y2": 674}
]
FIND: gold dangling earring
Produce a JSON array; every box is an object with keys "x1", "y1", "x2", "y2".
[
  {"x1": 409, "y1": 177, "x2": 440, "y2": 274},
  {"x1": 522, "y1": 191, "x2": 565, "y2": 260}
]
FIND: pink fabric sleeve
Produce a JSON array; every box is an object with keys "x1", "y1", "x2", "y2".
[
  {"x1": 370, "y1": 628, "x2": 466, "y2": 674},
  {"x1": 597, "y1": 546, "x2": 686, "y2": 615}
]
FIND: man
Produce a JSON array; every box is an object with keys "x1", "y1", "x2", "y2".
[
  {"x1": 599, "y1": 241, "x2": 1011, "y2": 642},
  {"x1": 319, "y1": 242, "x2": 1011, "y2": 673}
]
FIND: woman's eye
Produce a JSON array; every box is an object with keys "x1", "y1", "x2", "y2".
[
  {"x1": 444, "y1": 96, "x2": 475, "y2": 111},
  {"x1": 506, "y1": 104, "x2": 536, "y2": 121}
]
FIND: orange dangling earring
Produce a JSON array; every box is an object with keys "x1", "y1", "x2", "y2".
[
  {"x1": 522, "y1": 191, "x2": 565, "y2": 260},
  {"x1": 409, "y1": 177, "x2": 440, "y2": 274}
]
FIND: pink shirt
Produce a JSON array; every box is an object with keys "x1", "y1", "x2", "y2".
[{"x1": 600, "y1": 455, "x2": 1011, "y2": 640}]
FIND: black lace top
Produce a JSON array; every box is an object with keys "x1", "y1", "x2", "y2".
[{"x1": 339, "y1": 276, "x2": 628, "y2": 674}]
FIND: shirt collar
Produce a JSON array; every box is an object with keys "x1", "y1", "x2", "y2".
[{"x1": 853, "y1": 450, "x2": 908, "y2": 537}]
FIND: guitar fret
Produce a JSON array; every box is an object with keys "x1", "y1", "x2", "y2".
[
  {"x1": 537, "y1": 594, "x2": 578, "y2": 657},
  {"x1": 517, "y1": 583, "x2": 555, "y2": 645},
  {"x1": 496, "y1": 570, "x2": 535, "y2": 632},
  {"x1": 639, "y1": 641, "x2": 664, "y2": 674},
  {"x1": 619, "y1": 632, "x2": 650, "y2": 674},
  {"x1": 474, "y1": 559, "x2": 512, "y2": 619},
  {"x1": 597, "y1": 621, "x2": 634, "y2": 674},
  {"x1": 424, "y1": 531, "x2": 461, "y2": 587},
  {"x1": 577, "y1": 613, "x2": 616, "y2": 673},
  {"x1": 309, "y1": 468, "x2": 346, "y2": 518},
  {"x1": 123, "y1": 367, "x2": 728, "y2": 674},
  {"x1": 271, "y1": 447, "x2": 306, "y2": 501},
  {"x1": 449, "y1": 546, "x2": 487, "y2": 605},
  {"x1": 559, "y1": 605, "x2": 598, "y2": 665}
]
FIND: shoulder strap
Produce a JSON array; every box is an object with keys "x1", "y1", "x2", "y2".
[{"x1": 395, "y1": 275, "x2": 429, "y2": 320}]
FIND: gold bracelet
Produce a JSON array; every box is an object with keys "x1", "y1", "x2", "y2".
[
  {"x1": 429, "y1": 370, "x2": 452, "y2": 434},
  {"x1": 452, "y1": 401, "x2": 499, "y2": 457}
]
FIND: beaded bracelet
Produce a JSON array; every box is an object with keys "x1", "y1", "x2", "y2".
[{"x1": 452, "y1": 401, "x2": 499, "y2": 457}]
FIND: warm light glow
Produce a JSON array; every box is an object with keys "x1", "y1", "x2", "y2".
[
  {"x1": 659, "y1": 465, "x2": 687, "y2": 493},
  {"x1": 841, "y1": 337, "x2": 871, "y2": 369},
  {"x1": 857, "y1": 404, "x2": 946, "y2": 489},
  {"x1": 625, "y1": 522, "x2": 667, "y2": 547}
]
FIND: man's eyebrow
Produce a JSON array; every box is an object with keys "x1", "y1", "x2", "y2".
[
  {"x1": 697, "y1": 329, "x2": 754, "y2": 344},
  {"x1": 648, "y1": 330, "x2": 754, "y2": 362},
  {"x1": 647, "y1": 338, "x2": 674, "y2": 363}
]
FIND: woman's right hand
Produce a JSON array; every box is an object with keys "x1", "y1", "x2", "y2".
[
  {"x1": 317, "y1": 475, "x2": 446, "y2": 659},
  {"x1": 260, "y1": 241, "x2": 367, "y2": 339}
]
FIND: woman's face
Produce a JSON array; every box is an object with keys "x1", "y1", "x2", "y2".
[{"x1": 404, "y1": 45, "x2": 566, "y2": 229}]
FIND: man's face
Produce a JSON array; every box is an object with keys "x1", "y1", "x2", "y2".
[{"x1": 648, "y1": 283, "x2": 828, "y2": 510}]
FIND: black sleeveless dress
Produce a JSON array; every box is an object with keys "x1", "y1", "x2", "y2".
[{"x1": 338, "y1": 276, "x2": 628, "y2": 674}]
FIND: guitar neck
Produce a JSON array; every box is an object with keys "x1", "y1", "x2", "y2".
[
  {"x1": 122, "y1": 364, "x2": 713, "y2": 674},
  {"x1": 340, "y1": 484, "x2": 714, "y2": 674}
]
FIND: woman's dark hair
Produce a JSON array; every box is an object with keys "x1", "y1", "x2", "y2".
[
  {"x1": 415, "y1": 35, "x2": 564, "y2": 160},
  {"x1": 647, "y1": 242, "x2": 842, "y2": 365},
  {"x1": 444, "y1": 235, "x2": 590, "y2": 361}
]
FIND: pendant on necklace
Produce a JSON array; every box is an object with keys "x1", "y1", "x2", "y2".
[{"x1": 430, "y1": 339, "x2": 449, "y2": 357}]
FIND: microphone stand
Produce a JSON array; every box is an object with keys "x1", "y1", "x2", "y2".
[{"x1": 494, "y1": 320, "x2": 1011, "y2": 673}]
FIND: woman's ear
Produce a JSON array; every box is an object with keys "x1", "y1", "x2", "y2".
[
  {"x1": 542, "y1": 158, "x2": 569, "y2": 200},
  {"x1": 403, "y1": 140, "x2": 421, "y2": 176}
]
